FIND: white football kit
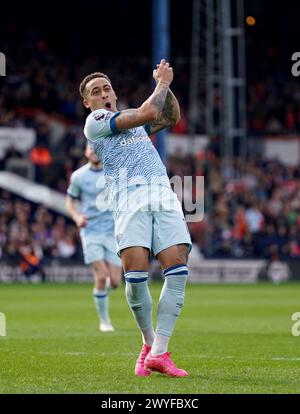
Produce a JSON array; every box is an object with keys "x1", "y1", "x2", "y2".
[
  {"x1": 84, "y1": 109, "x2": 191, "y2": 256},
  {"x1": 67, "y1": 163, "x2": 121, "y2": 265}
]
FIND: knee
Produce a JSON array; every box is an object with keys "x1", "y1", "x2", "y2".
[
  {"x1": 158, "y1": 244, "x2": 189, "y2": 269},
  {"x1": 121, "y1": 254, "x2": 131, "y2": 272},
  {"x1": 120, "y1": 247, "x2": 150, "y2": 273},
  {"x1": 92, "y1": 261, "x2": 107, "y2": 275},
  {"x1": 91, "y1": 265, "x2": 106, "y2": 286},
  {"x1": 122, "y1": 260, "x2": 148, "y2": 274},
  {"x1": 176, "y1": 245, "x2": 189, "y2": 264}
]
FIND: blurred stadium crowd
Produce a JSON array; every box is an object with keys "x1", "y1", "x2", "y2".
[
  {"x1": 1, "y1": 32, "x2": 300, "y2": 267},
  {"x1": 3, "y1": 151, "x2": 300, "y2": 263}
]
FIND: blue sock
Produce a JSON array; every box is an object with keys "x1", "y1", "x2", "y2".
[
  {"x1": 93, "y1": 288, "x2": 109, "y2": 322},
  {"x1": 152, "y1": 264, "x2": 188, "y2": 354},
  {"x1": 125, "y1": 271, "x2": 155, "y2": 346}
]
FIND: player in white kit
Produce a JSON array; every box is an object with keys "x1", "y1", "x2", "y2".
[
  {"x1": 80, "y1": 60, "x2": 192, "y2": 377},
  {"x1": 66, "y1": 145, "x2": 122, "y2": 332}
]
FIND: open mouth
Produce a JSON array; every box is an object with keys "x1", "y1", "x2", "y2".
[{"x1": 105, "y1": 102, "x2": 111, "y2": 109}]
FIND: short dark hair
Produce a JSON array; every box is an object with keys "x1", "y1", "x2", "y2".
[{"x1": 79, "y1": 72, "x2": 111, "y2": 98}]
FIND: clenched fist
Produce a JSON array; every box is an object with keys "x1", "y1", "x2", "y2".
[{"x1": 153, "y1": 59, "x2": 173, "y2": 86}]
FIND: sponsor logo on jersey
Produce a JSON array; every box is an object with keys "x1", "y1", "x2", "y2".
[
  {"x1": 120, "y1": 136, "x2": 149, "y2": 146},
  {"x1": 93, "y1": 113, "x2": 105, "y2": 121},
  {"x1": 93, "y1": 111, "x2": 113, "y2": 121}
]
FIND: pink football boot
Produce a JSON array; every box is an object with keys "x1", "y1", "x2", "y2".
[
  {"x1": 144, "y1": 352, "x2": 189, "y2": 377},
  {"x1": 135, "y1": 344, "x2": 152, "y2": 377}
]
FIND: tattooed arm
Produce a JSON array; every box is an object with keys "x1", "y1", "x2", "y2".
[
  {"x1": 147, "y1": 88, "x2": 180, "y2": 134},
  {"x1": 114, "y1": 81, "x2": 170, "y2": 131},
  {"x1": 114, "y1": 59, "x2": 173, "y2": 131}
]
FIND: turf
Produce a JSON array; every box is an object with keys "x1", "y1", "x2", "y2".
[{"x1": 0, "y1": 282, "x2": 300, "y2": 394}]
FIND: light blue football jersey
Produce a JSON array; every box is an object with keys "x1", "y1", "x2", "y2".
[
  {"x1": 67, "y1": 163, "x2": 115, "y2": 236},
  {"x1": 83, "y1": 109, "x2": 170, "y2": 195}
]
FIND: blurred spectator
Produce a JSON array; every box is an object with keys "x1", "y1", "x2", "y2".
[
  {"x1": 18, "y1": 239, "x2": 46, "y2": 282},
  {"x1": 0, "y1": 190, "x2": 80, "y2": 262},
  {"x1": 29, "y1": 142, "x2": 53, "y2": 183},
  {"x1": 245, "y1": 204, "x2": 264, "y2": 233}
]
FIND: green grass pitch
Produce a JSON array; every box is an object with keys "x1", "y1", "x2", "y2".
[{"x1": 1, "y1": 282, "x2": 300, "y2": 394}]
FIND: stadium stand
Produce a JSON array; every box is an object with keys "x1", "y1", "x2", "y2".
[{"x1": 2, "y1": 26, "x2": 300, "y2": 282}]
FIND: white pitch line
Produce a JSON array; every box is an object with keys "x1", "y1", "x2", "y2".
[
  {"x1": 185, "y1": 355, "x2": 300, "y2": 362},
  {"x1": 36, "y1": 351, "x2": 136, "y2": 357}
]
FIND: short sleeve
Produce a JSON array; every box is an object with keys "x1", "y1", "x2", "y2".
[
  {"x1": 67, "y1": 171, "x2": 81, "y2": 199},
  {"x1": 84, "y1": 109, "x2": 121, "y2": 141}
]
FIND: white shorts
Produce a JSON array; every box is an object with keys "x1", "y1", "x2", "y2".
[
  {"x1": 81, "y1": 233, "x2": 121, "y2": 266},
  {"x1": 113, "y1": 184, "x2": 192, "y2": 256}
]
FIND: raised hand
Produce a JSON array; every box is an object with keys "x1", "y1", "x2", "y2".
[{"x1": 153, "y1": 59, "x2": 173, "y2": 86}]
